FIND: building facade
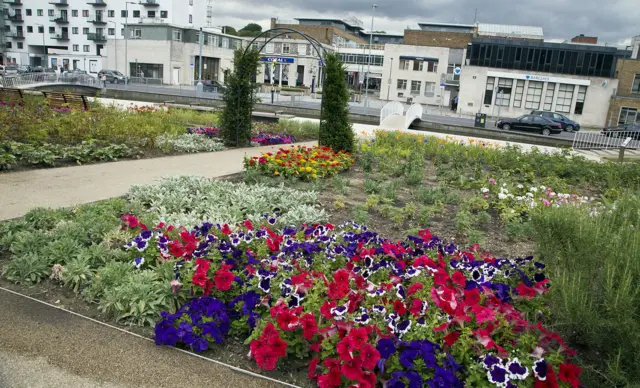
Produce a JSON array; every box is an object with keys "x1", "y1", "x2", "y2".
[
  {"x1": 104, "y1": 24, "x2": 241, "y2": 85},
  {"x1": 2, "y1": 0, "x2": 209, "y2": 73},
  {"x1": 606, "y1": 56, "x2": 640, "y2": 127},
  {"x1": 459, "y1": 39, "x2": 619, "y2": 127},
  {"x1": 270, "y1": 17, "x2": 366, "y2": 46}
]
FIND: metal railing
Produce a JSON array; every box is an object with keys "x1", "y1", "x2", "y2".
[
  {"x1": 405, "y1": 103, "x2": 423, "y2": 129},
  {"x1": 572, "y1": 131, "x2": 640, "y2": 150},
  {"x1": 0, "y1": 73, "x2": 100, "y2": 88},
  {"x1": 380, "y1": 101, "x2": 404, "y2": 125}
]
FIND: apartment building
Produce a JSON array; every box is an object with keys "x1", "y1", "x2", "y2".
[
  {"x1": 270, "y1": 17, "x2": 367, "y2": 47},
  {"x1": 2, "y1": 0, "x2": 210, "y2": 74},
  {"x1": 606, "y1": 51, "x2": 640, "y2": 127}
]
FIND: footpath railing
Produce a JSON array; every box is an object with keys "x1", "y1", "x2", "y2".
[
  {"x1": 572, "y1": 131, "x2": 640, "y2": 150},
  {"x1": 0, "y1": 73, "x2": 101, "y2": 88},
  {"x1": 380, "y1": 101, "x2": 404, "y2": 125},
  {"x1": 405, "y1": 103, "x2": 423, "y2": 129}
]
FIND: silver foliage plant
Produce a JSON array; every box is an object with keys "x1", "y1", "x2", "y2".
[
  {"x1": 155, "y1": 134, "x2": 225, "y2": 153},
  {"x1": 127, "y1": 176, "x2": 327, "y2": 228}
]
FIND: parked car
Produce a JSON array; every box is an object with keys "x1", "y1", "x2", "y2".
[
  {"x1": 530, "y1": 110, "x2": 581, "y2": 132},
  {"x1": 496, "y1": 114, "x2": 563, "y2": 136},
  {"x1": 203, "y1": 80, "x2": 226, "y2": 93},
  {"x1": 98, "y1": 69, "x2": 129, "y2": 84},
  {"x1": 601, "y1": 123, "x2": 640, "y2": 139},
  {"x1": 18, "y1": 65, "x2": 32, "y2": 74},
  {"x1": 0, "y1": 64, "x2": 19, "y2": 75},
  {"x1": 61, "y1": 69, "x2": 90, "y2": 83}
]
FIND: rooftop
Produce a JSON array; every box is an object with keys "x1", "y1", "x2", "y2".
[
  {"x1": 417, "y1": 22, "x2": 475, "y2": 28},
  {"x1": 472, "y1": 37, "x2": 619, "y2": 53},
  {"x1": 293, "y1": 17, "x2": 364, "y2": 30},
  {"x1": 476, "y1": 23, "x2": 544, "y2": 40}
]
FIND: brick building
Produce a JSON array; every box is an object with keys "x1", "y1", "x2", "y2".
[
  {"x1": 606, "y1": 56, "x2": 640, "y2": 127},
  {"x1": 403, "y1": 23, "x2": 474, "y2": 49},
  {"x1": 270, "y1": 18, "x2": 366, "y2": 46},
  {"x1": 571, "y1": 34, "x2": 598, "y2": 44}
]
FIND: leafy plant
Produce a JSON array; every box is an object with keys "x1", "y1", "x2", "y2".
[
  {"x1": 62, "y1": 256, "x2": 95, "y2": 292},
  {"x1": 2, "y1": 253, "x2": 49, "y2": 285},
  {"x1": 319, "y1": 52, "x2": 355, "y2": 153},
  {"x1": 84, "y1": 261, "x2": 133, "y2": 301}
]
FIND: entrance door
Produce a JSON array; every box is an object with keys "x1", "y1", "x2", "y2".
[
  {"x1": 172, "y1": 67, "x2": 180, "y2": 85},
  {"x1": 296, "y1": 65, "x2": 304, "y2": 86}
]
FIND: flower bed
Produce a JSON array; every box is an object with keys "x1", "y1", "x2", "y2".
[
  {"x1": 135, "y1": 216, "x2": 580, "y2": 388},
  {"x1": 244, "y1": 145, "x2": 355, "y2": 179},
  {"x1": 250, "y1": 132, "x2": 296, "y2": 146},
  {"x1": 186, "y1": 127, "x2": 220, "y2": 138},
  {"x1": 155, "y1": 134, "x2": 225, "y2": 153}
]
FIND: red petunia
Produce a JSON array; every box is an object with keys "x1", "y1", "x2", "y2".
[
  {"x1": 192, "y1": 271, "x2": 208, "y2": 288},
  {"x1": 443, "y1": 331, "x2": 461, "y2": 347},
  {"x1": 308, "y1": 357, "x2": 320, "y2": 379},
  {"x1": 337, "y1": 337, "x2": 356, "y2": 361},
  {"x1": 250, "y1": 338, "x2": 268, "y2": 356},
  {"x1": 471, "y1": 304, "x2": 496, "y2": 324},
  {"x1": 300, "y1": 313, "x2": 318, "y2": 341},
  {"x1": 213, "y1": 268, "x2": 235, "y2": 291},
  {"x1": 407, "y1": 283, "x2": 424, "y2": 297},
  {"x1": 347, "y1": 293, "x2": 364, "y2": 313},
  {"x1": 393, "y1": 300, "x2": 407, "y2": 316},
  {"x1": 244, "y1": 219, "x2": 254, "y2": 230},
  {"x1": 320, "y1": 301, "x2": 336, "y2": 319},
  {"x1": 318, "y1": 370, "x2": 342, "y2": 388},
  {"x1": 434, "y1": 269, "x2": 451, "y2": 286},
  {"x1": 516, "y1": 282, "x2": 536, "y2": 299},
  {"x1": 452, "y1": 271, "x2": 467, "y2": 287},
  {"x1": 168, "y1": 240, "x2": 185, "y2": 258},
  {"x1": 276, "y1": 311, "x2": 299, "y2": 331},
  {"x1": 327, "y1": 282, "x2": 349, "y2": 300},
  {"x1": 260, "y1": 322, "x2": 280, "y2": 342},
  {"x1": 359, "y1": 343, "x2": 380, "y2": 370},
  {"x1": 267, "y1": 335, "x2": 288, "y2": 358},
  {"x1": 254, "y1": 351, "x2": 279, "y2": 370},
  {"x1": 341, "y1": 356, "x2": 363, "y2": 381},
  {"x1": 535, "y1": 365, "x2": 559, "y2": 388},
  {"x1": 348, "y1": 327, "x2": 369, "y2": 350},
  {"x1": 291, "y1": 272, "x2": 307, "y2": 286},
  {"x1": 464, "y1": 288, "x2": 481, "y2": 306},
  {"x1": 559, "y1": 362, "x2": 581, "y2": 388},
  {"x1": 220, "y1": 224, "x2": 232, "y2": 235},
  {"x1": 333, "y1": 269, "x2": 350, "y2": 285},
  {"x1": 408, "y1": 299, "x2": 424, "y2": 317}
]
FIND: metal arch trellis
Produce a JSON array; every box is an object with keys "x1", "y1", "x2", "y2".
[{"x1": 233, "y1": 28, "x2": 329, "y2": 146}]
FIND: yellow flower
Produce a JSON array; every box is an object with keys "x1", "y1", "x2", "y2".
[
  {"x1": 305, "y1": 167, "x2": 312, "y2": 172},
  {"x1": 312, "y1": 173, "x2": 317, "y2": 179},
  {"x1": 274, "y1": 171, "x2": 280, "y2": 175},
  {"x1": 299, "y1": 167, "x2": 305, "y2": 172}
]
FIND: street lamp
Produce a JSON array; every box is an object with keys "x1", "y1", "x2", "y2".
[
  {"x1": 124, "y1": 1, "x2": 136, "y2": 88},
  {"x1": 108, "y1": 20, "x2": 118, "y2": 74},
  {"x1": 364, "y1": 4, "x2": 377, "y2": 112},
  {"x1": 35, "y1": 24, "x2": 46, "y2": 67}
]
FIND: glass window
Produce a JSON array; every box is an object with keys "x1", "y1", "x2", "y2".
[
  {"x1": 82, "y1": 10, "x2": 89, "y2": 17},
  {"x1": 72, "y1": 9, "x2": 78, "y2": 17},
  {"x1": 411, "y1": 80, "x2": 421, "y2": 94},
  {"x1": 83, "y1": 27, "x2": 89, "y2": 34},
  {"x1": 574, "y1": 86, "x2": 587, "y2": 114},
  {"x1": 37, "y1": 9, "x2": 44, "y2": 16},
  {"x1": 17, "y1": 42, "x2": 23, "y2": 49},
  {"x1": 72, "y1": 27, "x2": 78, "y2": 34},
  {"x1": 121, "y1": 10, "x2": 127, "y2": 18},
  {"x1": 27, "y1": 26, "x2": 33, "y2": 33},
  {"x1": 49, "y1": 27, "x2": 55, "y2": 33},
  {"x1": 282, "y1": 43, "x2": 290, "y2": 54},
  {"x1": 73, "y1": 44, "x2": 79, "y2": 52},
  {"x1": 495, "y1": 78, "x2": 513, "y2": 107},
  {"x1": 172, "y1": 29, "x2": 181, "y2": 41},
  {"x1": 426, "y1": 61, "x2": 437, "y2": 73},
  {"x1": 484, "y1": 77, "x2": 495, "y2": 105},
  {"x1": 399, "y1": 59, "x2": 410, "y2": 70},
  {"x1": 134, "y1": 28, "x2": 141, "y2": 38},
  {"x1": 38, "y1": 26, "x2": 44, "y2": 33},
  {"x1": 618, "y1": 107, "x2": 638, "y2": 125},
  {"x1": 413, "y1": 60, "x2": 423, "y2": 71},
  {"x1": 222, "y1": 37, "x2": 229, "y2": 48},
  {"x1": 556, "y1": 84, "x2": 574, "y2": 113},
  {"x1": 397, "y1": 79, "x2": 407, "y2": 90},
  {"x1": 189, "y1": 14, "x2": 192, "y2": 23},
  {"x1": 520, "y1": 115, "x2": 533, "y2": 123},
  {"x1": 161, "y1": 11, "x2": 168, "y2": 18},
  {"x1": 524, "y1": 81, "x2": 543, "y2": 109},
  {"x1": 133, "y1": 10, "x2": 140, "y2": 18},
  {"x1": 632, "y1": 75, "x2": 640, "y2": 94},
  {"x1": 543, "y1": 83, "x2": 555, "y2": 111},
  {"x1": 108, "y1": 28, "x2": 115, "y2": 36},
  {"x1": 48, "y1": 9, "x2": 55, "y2": 17},
  {"x1": 147, "y1": 11, "x2": 156, "y2": 18},
  {"x1": 5, "y1": 42, "x2": 11, "y2": 49},
  {"x1": 533, "y1": 116, "x2": 548, "y2": 124},
  {"x1": 26, "y1": 9, "x2": 32, "y2": 16},
  {"x1": 424, "y1": 82, "x2": 436, "y2": 96},
  {"x1": 513, "y1": 80, "x2": 525, "y2": 108},
  {"x1": 83, "y1": 45, "x2": 90, "y2": 52},
  {"x1": 108, "y1": 10, "x2": 114, "y2": 17}
]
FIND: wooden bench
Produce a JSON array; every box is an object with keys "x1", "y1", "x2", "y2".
[
  {"x1": 274, "y1": 110, "x2": 284, "y2": 116},
  {"x1": 42, "y1": 92, "x2": 89, "y2": 110},
  {"x1": 0, "y1": 87, "x2": 24, "y2": 102}
]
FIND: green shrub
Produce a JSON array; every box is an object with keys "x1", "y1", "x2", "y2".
[
  {"x1": 62, "y1": 256, "x2": 95, "y2": 292},
  {"x1": 2, "y1": 253, "x2": 49, "y2": 285},
  {"x1": 318, "y1": 52, "x2": 354, "y2": 153},
  {"x1": 24, "y1": 207, "x2": 70, "y2": 230},
  {"x1": 531, "y1": 193, "x2": 640, "y2": 386},
  {"x1": 84, "y1": 261, "x2": 133, "y2": 301}
]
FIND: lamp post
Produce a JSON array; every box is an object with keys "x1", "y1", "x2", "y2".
[
  {"x1": 124, "y1": 1, "x2": 136, "y2": 88},
  {"x1": 107, "y1": 21, "x2": 117, "y2": 73},
  {"x1": 364, "y1": 4, "x2": 377, "y2": 112},
  {"x1": 196, "y1": 27, "x2": 204, "y2": 96},
  {"x1": 36, "y1": 24, "x2": 46, "y2": 67}
]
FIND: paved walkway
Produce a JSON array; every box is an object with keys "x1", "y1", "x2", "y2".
[
  {"x1": 0, "y1": 288, "x2": 290, "y2": 388},
  {"x1": 0, "y1": 142, "x2": 315, "y2": 221}
]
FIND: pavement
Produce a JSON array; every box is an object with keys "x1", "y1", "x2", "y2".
[
  {"x1": 0, "y1": 288, "x2": 290, "y2": 388},
  {"x1": 0, "y1": 142, "x2": 315, "y2": 221}
]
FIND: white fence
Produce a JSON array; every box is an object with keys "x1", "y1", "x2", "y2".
[
  {"x1": 572, "y1": 131, "x2": 640, "y2": 150},
  {"x1": 0, "y1": 73, "x2": 101, "y2": 88},
  {"x1": 405, "y1": 103, "x2": 423, "y2": 129},
  {"x1": 380, "y1": 101, "x2": 404, "y2": 125}
]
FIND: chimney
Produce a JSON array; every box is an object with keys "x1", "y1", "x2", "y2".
[{"x1": 270, "y1": 18, "x2": 276, "y2": 29}]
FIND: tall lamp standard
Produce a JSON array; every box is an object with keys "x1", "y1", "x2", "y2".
[
  {"x1": 124, "y1": 1, "x2": 136, "y2": 88},
  {"x1": 35, "y1": 24, "x2": 46, "y2": 67},
  {"x1": 107, "y1": 20, "x2": 117, "y2": 73},
  {"x1": 364, "y1": 4, "x2": 377, "y2": 112}
]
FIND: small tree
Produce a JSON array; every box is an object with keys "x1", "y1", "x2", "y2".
[
  {"x1": 219, "y1": 48, "x2": 260, "y2": 147},
  {"x1": 319, "y1": 52, "x2": 354, "y2": 153}
]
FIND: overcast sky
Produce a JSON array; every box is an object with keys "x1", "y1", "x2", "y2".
[{"x1": 211, "y1": 0, "x2": 637, "y2": 47}]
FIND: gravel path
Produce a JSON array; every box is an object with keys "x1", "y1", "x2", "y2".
[{"x1": 0, "y1": 142, "x2": 316, "y2": 221}]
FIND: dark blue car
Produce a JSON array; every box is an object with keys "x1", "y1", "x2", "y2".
[{"x1": 531, "y1": 110, "x2": 581, "y2": 132}]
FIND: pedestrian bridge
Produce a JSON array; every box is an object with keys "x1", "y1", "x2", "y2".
[
  {"x1": 379, "y1": 101, "x2": 423, "y2": 130},
  {"x1": 0, "y1": 73, "x2": 101, "y2": 91}
]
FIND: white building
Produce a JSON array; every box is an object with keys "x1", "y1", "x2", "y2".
[
  {"x1": 337, "y1": 44, "x2": 385, "y2": 90},
  {"x1": 2, "y1": 0, "x2": 211, "y2": 74},
  {"x1": 380, "y1": 44, "x2": 464, "y2": 107},
  {"x1": 105, "y1": 24, "x2": 241, "y2": 85}
]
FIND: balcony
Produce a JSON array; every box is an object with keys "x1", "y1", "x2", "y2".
[
  {"x1": 88, "y1": 16, "x2": 107, "y2": 24},
  {"x1": 50, "y1": 16, "x2": 70, "y2": 24},
  {"x1": 8, "y1": 32, "x2": 26, "y2": 39},
  {"x1": 7, "y1": 14, "x2": 24, "y2": 22},
  {"x1": 445, "y1": 73, "x2": 460, "y2": 85},
  {"x1": 87, "y1": 0, "x2": 107, "y2": 6},
  {"x1": 2, "y1": 0, "x2": 22, "y2": 5},
  {"x1": 87, "y1": 33, "x2": 107, "y2": 42},
  {"x1": 49, "y1": 0, "x2": 69, "y2": 5},
  {"x1": 140, "y1": 0, "x2": 159, "y2": 6},
  {"x1": 50, "y1": 33, "x2": 70, "y2": 40}
]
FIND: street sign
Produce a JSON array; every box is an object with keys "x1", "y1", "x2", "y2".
[
  {"x1": 440, "y1": 73, "x2": 446, "y2": 83},
  {"x1": 440, "y1": 83, "x2": 446, "y2": 87},
  {"x1": 260, "y1": 57, "x2": 294, "y2": 64},
  {"x1": 454, "y1": 67, "x2": 461, "y2": 75},
  {"x1": 190, "y1": 63, "x2": 194, "y2": 68}
]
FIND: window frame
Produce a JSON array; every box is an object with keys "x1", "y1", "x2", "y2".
[
  {"x1": 410, "y1": 80, "x2": 421, "y2": 94},
  {"x1": 396, "y1": 79, "x2": 408, "y2": 90},
  {"x1": 172, "y1": 29, "x2": 182, "y2": 42},
  {"x1": 524, "y1": 81, "x2": 543, "y2": 110},
  {"x1": 424, "y1": 81, "x2": 436, "y2": 97},
  {"x1": 632, "y1": 74, "x2": 640, "y2": 95},
  {"x1": 555, "y1": 84, "x2": 575, "y2": 113}
]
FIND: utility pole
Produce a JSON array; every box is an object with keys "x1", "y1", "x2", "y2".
[
  {"x1": 196, "y1": 27, "x2": 204, "y2": 96},
  {"x1": 364, "y1": 4, "x2": 377, "y2": 112},
  {"x1": 386, "y1": 57, "x2": 393, "y2": 101},
  {"x1": 124, "y1": 1, "x2": 135, "y2": 88}
]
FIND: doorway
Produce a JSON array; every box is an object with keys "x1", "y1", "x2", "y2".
[{"x1": 172, "y1": 67, "x2": 180, "y2": 85}]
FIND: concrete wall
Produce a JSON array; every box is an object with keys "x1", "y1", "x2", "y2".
[
  {"x1": 381, "y1": 44, "x2": 452, "y2": 105},
  {"x1": 458, "y1": 65, "x2": 617, "y2": 128}
]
